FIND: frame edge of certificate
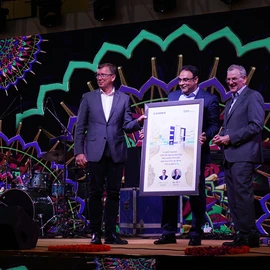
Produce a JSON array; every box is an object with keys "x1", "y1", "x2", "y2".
[{"x1": 139, "y1": 99, "x2": 204, "y2": 197}]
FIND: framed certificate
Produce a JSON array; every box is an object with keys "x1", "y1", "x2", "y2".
[{"x1": 140, "y1": 99, "x2": 204, "y2": 196}]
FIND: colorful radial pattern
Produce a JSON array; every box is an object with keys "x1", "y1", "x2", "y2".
[{"x1": 0, "y1": 35, "x2": 43, "y2": 92}]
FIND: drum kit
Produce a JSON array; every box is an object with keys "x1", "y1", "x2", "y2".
[{"x1": 0, "y1": 151, "x2": 88, "y2": 238}]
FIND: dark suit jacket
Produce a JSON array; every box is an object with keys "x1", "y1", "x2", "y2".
[
  {"x1": 159, "y1": 175, "x2": 168, "y2": 180},
  {"x1": 74, "y1": 89, "x2": 141, "y2": 163},
  {"x1": 220, "y1": 86, "x2": 265, "y2": 163},
  {"x1": 168, "y1": 88, "x2": 220, "y2": 164}
]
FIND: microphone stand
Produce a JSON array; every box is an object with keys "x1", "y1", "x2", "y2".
[{"x1": 45, "y1": 106, "x2": 71, "y2": 237}]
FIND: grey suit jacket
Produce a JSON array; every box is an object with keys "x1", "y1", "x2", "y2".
[
  {"x1": 74, "y1": 89, "x2": 141, "y2": 163},
  {"x1": 220, "y1": 86, "x2": 265, "y2": 163}
]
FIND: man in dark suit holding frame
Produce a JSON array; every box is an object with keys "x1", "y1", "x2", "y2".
[{"x1": 154, "y1": 65, "x2": 220, "y2": 246}]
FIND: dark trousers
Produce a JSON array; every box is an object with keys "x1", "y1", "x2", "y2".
[
  {"x1": 224, "y1": 160, "x2": 258, "y2": 234},
  {"x1": 161, "y1": 164, "x2": 206, "y2": 236},
  {"x1": 87, "y1": 154, "x2": 123, "y2": 236}
]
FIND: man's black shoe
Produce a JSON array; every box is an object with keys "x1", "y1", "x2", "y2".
[
  {"x1": 223, "y1": 234, "x2": 260, "y2": 248},
  {"x1": 91, "y1": 233, "x2": 102, "y2": 245},
  {"x1": 248, "y1": 233, "x2": 260, "y2": 247},
  {"x1": 188, "y1": 227, "x2": 203, "y2": 246},
  {"x1": 188, "y1": 236, "x2": 201, "y2": 246},
  {"x1": 104, "y1": 233, "x2": 128, "y2": 245},
  {"x1": 154, "y1": 234, "x2": 176, "y2": 245}
]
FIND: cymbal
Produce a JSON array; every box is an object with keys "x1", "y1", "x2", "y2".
[
  {"x1": 0, "y1": 165, "x2": 21, "y2": 172},
  {"x1": 41, "y1": 150, "x2": 64, "y2": 163},
  {"x1": 0, "y1": 153, "x2": 20, "y2": 165}
]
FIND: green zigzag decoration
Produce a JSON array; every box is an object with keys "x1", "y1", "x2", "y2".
[{"x1": 15, "y1": 24, "x2": 270, "y2": 127}]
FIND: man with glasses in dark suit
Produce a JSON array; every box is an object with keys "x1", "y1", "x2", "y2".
[
  {"x1": 159, "y1": 169, "x2": 168, "y2": 180},
  {"x1": 154, "y1": 65, "x2": 220, "y2": 246}
]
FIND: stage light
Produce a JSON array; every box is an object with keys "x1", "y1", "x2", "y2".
[
  {"x1": 153, "y1": 0, "x2": 176, "y2": 13},
  {"x1": 93, "y1": 0, "x2": 116, "y2": 21},
  {"x1": 37, "y1": 0, "x2": 62, "y2": 28}
]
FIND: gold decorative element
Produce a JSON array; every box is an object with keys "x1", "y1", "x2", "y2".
[
  {"x1": 172, "y1": 54, "x2": 183, "y2": 91},
  {"x1": 150, "y1": 57, "x2": 164, "y2": 101},
  {"x1": 205, "y1": 173, "x2": 218, "y2": 181},
  {"x1": 208, "y1": 57, "x2": 219, "y2": 94},
  {"x1": 60, "y1": 101, "x2": 75, "y2": 116},
  {"x1": 246, "y1": 66, "x2": 256, "y2": 86},
  {"x1": 87, "y1": 81, "x2": 94, "y2": 91},
  {"x1": 118, "y1": 66, "x2": 139, "y2": 110}
]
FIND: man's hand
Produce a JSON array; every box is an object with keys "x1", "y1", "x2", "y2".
[
  {"x1": 138, "y1": 129, "x2": 144, "y2": 139},
  {"x1": 199, "y1": 132, "x2": 206, "y2": 146},
  {"x1": 212, "y1": 134, "x2": 230, "y2": 146},
  {"x1": 75, "y1": 153, "x2": 87, "y2": 168},
  {"x1": 137, "y1": 115, "x2": 147, "y2": 124}
]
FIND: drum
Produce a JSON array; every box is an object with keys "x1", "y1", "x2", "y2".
[
  {"x1": 51, "y1": 183, "x2": 74, "y2": 197},
  {"x1": 15, "y1": 175, "x2": 29, "y2": 191},
  {"x1": 0, "y1": 189, "x2": 55, "y2": 226},
  {"x1": 29, "y1": 171, "x2": 50, "y2": 191},
  {"x1": 16, "y1": 184, "x2": 29, "y2": 191}
]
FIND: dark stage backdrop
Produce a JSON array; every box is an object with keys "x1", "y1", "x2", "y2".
[
  {"x1": 0, "y1": 6, "x2": 270, "y2": 236},
  {"x1": 0, "y1": 7, "x2": 269, "y2": 142}
]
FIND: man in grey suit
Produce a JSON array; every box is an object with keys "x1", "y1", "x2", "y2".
[
  {"x1": 213, "y1": 64, "x2": 265, "y2": 247},
  {"x1": 74, "y1": 63, "x2": 146, "y2": 245}
]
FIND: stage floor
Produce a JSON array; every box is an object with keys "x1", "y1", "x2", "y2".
[
  {"x1": 1, "y1": 237, "x2": 270, "y2": 270},
  {"x1": 22, "y1": 237, "x2": 270, "y2": 256}
]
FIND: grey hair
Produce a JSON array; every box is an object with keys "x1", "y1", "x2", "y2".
[{"x1": 227, "y1": 64, "x2": 247, "y2": 77}]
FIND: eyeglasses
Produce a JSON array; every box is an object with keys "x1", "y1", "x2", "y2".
[
  {"x1": 95, "y1": 73, "x2": 113, "y2": 79},
  {"x1": 178, "y1": 77, "x2": 194, "y2": 83},
  {"x1": 225, "y1": 77, "x2": 242, "y2": 83}
]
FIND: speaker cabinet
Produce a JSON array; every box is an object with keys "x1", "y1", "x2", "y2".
[
  {"x1": 0, "y1": 206, "x2": 39, "y2": 250},
  {"x1": 93, "y1": 0, "x2": 116, "y2": 21},
  {"x1": 39, "y1": 5, "x2": 61, "y2": 27}
]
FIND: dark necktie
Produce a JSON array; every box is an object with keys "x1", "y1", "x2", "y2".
[{"x1": 229, "y1": 92, "x2": 239, "y2": 113}]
